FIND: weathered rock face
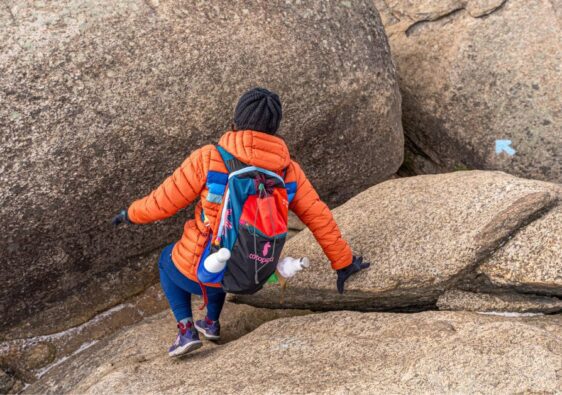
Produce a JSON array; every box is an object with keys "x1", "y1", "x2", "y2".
[
  {"x1": 437, "y1": 290, "x2": 562, "y2": 314},
  {"x1": 0, "y1": 284, "x2": 167, "y2": 385},
  {"x1": 0, "y1": 369, "x2": 23, "y2": 395},
  {"x1": 372, "y1": 0, "x2": 561, "y2": 181},
  {"x1": 479, "y1": 205, "x2": 562, "y2": 296},
  {"x1": 233, "y1": 171, "x2": 561, "y2": 311},
  {"x1": 0, "y1": 0, "x2": 403, "y2": 336},
  {"x1": 1, "y1": 291, "x2": 310, "y2": 388},
  {"x1": 27, "y1": 311, "x2": 562, "y2": 394}
]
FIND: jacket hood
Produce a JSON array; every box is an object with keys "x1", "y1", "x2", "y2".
[{"x1": 218, "y1": 130, "x2": 291, "y2": 172}]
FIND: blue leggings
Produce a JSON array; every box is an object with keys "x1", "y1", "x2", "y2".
[{"x1": 158, "y1": 243, "x2": 226, "y2": 322}]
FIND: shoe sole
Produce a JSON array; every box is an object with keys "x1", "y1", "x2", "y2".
[
  {"x1": 194, "y1": 322, "x2": 220, "y2": 340},
  {"x1": 168, "y1": 340, "x2": 203, "y2": 357}
]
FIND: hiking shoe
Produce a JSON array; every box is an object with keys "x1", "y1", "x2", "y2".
[
  {"x1": 194, "y1": 317, "x2": 221, "y2": 340},
  {"x1": 168, "y1": 322, "x2": 202, "y2": 357}
]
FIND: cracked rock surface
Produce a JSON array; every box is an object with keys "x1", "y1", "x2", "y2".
[
  {"x1": 233, "y1": 171, "x2": 561, "y2": 311},
  {"x1": 26, "y1": 310, "x2": 562, "y2": 394},
  {"x1": 373, "y1": 0, "x2": 561, "y2": 183},
  {"x1": 0, "y1": 0, "x2": 403, "y2": 339}
]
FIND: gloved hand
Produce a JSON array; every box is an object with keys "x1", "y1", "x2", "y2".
[
  {"x1": 112, "y1": 209, "x2": 132, "y2": 226},
  {"x1": 336, "y1": 255, "x2": 370, "y2": 294}
]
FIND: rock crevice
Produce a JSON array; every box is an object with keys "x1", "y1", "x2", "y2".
[
  {"x1": 405, "y1": 8, "x2": 466, "y2": 37},
  {"x1": 379, "y1": 0, "x2": 509, "y2": 37}
]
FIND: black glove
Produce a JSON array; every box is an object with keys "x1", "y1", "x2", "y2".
[
  {"x1": 336, "y1": 255, "x2": 370, "y2": 294},
  {"x1": 112, "y1": 209, "x2": 132, "y2": 226}
]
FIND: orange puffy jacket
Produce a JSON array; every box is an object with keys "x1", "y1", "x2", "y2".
[{"x1": 128, "y1": 130, "x2": 353, "y2": 286}]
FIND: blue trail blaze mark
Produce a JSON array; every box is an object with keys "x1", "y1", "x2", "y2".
[{"x1": 495, "y1": 139, "x2": 516, "y2": 156}]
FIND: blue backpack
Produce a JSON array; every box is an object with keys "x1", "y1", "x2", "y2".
[{"x1": 197, "y1": 146, "x2": 297, "y2": 294}]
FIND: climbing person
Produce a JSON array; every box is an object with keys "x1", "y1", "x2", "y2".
[{"x1": 112, "y1": 87, "x2": 369, "y2": 357}]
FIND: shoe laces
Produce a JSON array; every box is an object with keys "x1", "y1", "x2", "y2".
[{"x1": 177, "y1": 321, "x2": 193, "y2": 335}]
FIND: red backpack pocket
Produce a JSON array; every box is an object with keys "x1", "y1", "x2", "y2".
[{"x1": 239, "y1": 188, "x2": 288, "y2": 237}]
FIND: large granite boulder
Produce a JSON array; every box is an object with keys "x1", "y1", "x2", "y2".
[
  {"x1": 372, "y1": 0, "x2": 561, "y2": 181},
  {"x1": 0, "y1": 0, "x2": 403, "y2": 337},
  {"x1": 233, "y1": 171, "x2": 561, "y2": 311},
  {"x1": 27, "y1": 311, "x2": 562, "y2": 394}
]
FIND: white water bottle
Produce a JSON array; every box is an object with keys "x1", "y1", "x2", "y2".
[
  {"x1": 204, "y1": 248, "x2": 231, "y2": 273},
  {"x1": 277, "y1": 256, "x2": 310, "y2": 279}
]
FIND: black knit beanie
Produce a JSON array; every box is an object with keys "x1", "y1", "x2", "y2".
[{"x1": 234, "y1": 88, "x2": 282, "y2": 135}]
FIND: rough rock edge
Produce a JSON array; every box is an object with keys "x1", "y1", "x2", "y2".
[
  {"x1": 404, "y1": 0, "x2": 508, "y2": 36},
  {"x1": 377, "y1": 0, "x2": 509, "y2": 37},
  {"x1": 437, "y1": 289, "x2": 562, "y2": 314}
]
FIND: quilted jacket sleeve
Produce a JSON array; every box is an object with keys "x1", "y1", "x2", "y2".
[
  {"x1": 288, "y1": 161, "x2": 353, "y2": 270},
  {"x1": 127, "y1": 147, "x2": 208, "y2": 224}
]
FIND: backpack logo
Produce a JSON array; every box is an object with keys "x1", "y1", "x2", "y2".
[
  {"x1": 248, "y1": 252, "x2": 275, "y2": 265},
  {"x1": 248, "y1": 241, "x2": 274, "y2": 264},
  {"x1": 262, "y1": 242, "x2": 271, "y2": 257}
]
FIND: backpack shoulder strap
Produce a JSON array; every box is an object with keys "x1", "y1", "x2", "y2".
[
  {"x1": 216, "y1": 145, "x2": 246, "y2": 173},
  {"x1": 283, "y1": 165, "x2": 297, "y2": 204}
]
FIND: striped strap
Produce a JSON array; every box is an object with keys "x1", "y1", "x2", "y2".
[{"x1": 216, "y1": 145, "x2": 246, "y2": 173}]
